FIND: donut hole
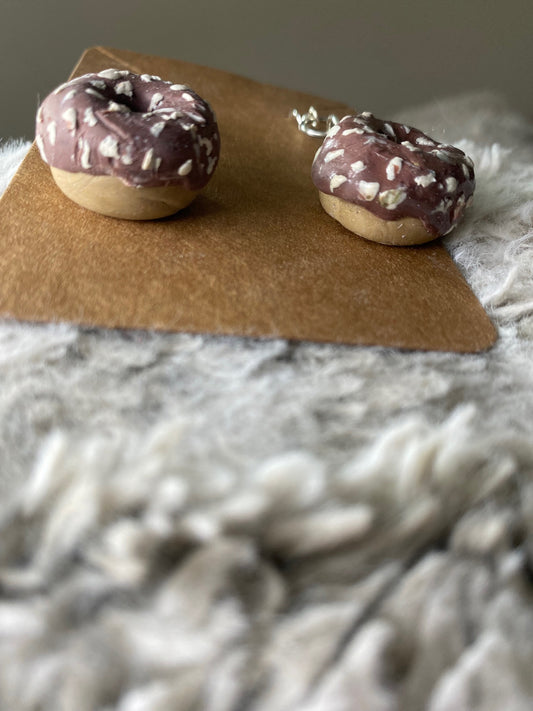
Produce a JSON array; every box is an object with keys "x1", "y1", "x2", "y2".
[
  {"x1": 83, "y1": 83, "x2": 134, "y2": 115},
  {"x1": 129, "y1": 89, "x2": 157, "y2": 114},
  {"x1": 89, "y1": 80, "x2": 169, "y2": 115},
  {"x1": 129, "y1": 85, "x2": 175, "y2": 115}
]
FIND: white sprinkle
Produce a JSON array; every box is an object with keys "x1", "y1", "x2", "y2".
[
  {"x1": 416, "y1": 136, "x2": 436, "y2": 147},
  {"x1": 83, "y1": 107, "x2": 98, "y2": 127},
  {"x1": 330, "y1": 174, "x2": 347, "y2": 191},
  {"x1": 462, "y1": 163, "x2": 471, "y2": 178},
  {"x1": 152, "y1": 107, "x2": 178, "y2": 114},
  {"x1": 401, "y1": 141, "x2": 418, "y2": 152},
  {"x1": 465, "y1": 155, "x2": 474, "y2": 168},
  {"x1": 326, "y1": 124, "x2": 341, "y2": 138},
  {"x1": 432, "y1": 149, "x2": 453, "y2": 163},
  {"x1": 90, "y1": 79, "x2": 107, "y2": 90},
  {"x1": 151, "y1": 75, "x2": 161, "y2": 81},
  {"x1": 150, "y1": 122, "x2": 166, "y2": 137},
  {"x1": 434, "y1": 198, "x2": 452, "y2": 213},
  {"x1": 200, "y1": 137, "x2": 213, "y2": 156},
  {"x1": 154, "y1": 157, "x2": 162, "y2": 172},
  {"x1": 358, "y1": 180, "x2": 380, "y2": 201},
  {"x1": 106, "y1": 101, "x2": 129, "y2": 113},
  {"x1": 178, "y1": 159, "x2": 193, "y2": 176},
  {"x1": 120, "y1": 152, "x2": 133, "y2": 165},
  {"x1": 379, "y1": 188, "x2": 407, "y2": 209},
  {"x1": 415, "y1": 172, "x2": 436, "y2": 188},
  {"x1": 140, "y1": 74, "x2": 152, "y2": 82},
  {"x1": 148, "y1": 93, "x2": 164, "y2": 111},
  {"x1": 46, "y1": 121, "x2": 56, "y2": 146},
  {"x1": 62, "y1": 89, "x2": 77, "y2": 102},
  {"x1": 36, "y1": 135, "x2": 47, "y2": 162},
  {"x1": 402, "y1": 125, "x2": 411, "y2": 133},
  {"x1": 80, "y1": 140, "x2": 91, "y2": 169},
  {"x1": 342, "y1": 127, "x2": 364, "y2": 136},
  {"x1": 185, "y1": 112, "x2": 205, "y2": 123},
  {"x1": 452, "y1": 195, "x2": 466, "y2": 222},
  {"x1": 386, "y1": 156, "x2": 402, "y2": 181},
  {"x1": 206, "y1": 155, "x2": 218, "y2": 175},
  {"x1": 445, "y1": 176, "x2": 458, "y2": 193},
  {"x1": 154, "y1": 109, "x2": 182, "y2": 120},
  {"x1": 350, "y1": 161, "x2": 366, "y2": 173},
  {"x1": 98, "y1": 135, "x2": 119, "y2": 159},
  {"x1": 61, "y1": 108, "x2": 77, "y2": 131},
  {"x1": 142, "y1": 148, "x2": 155, "y2": 170},
  {"x1": 361, "y1": 111, "x2": 372, "y2": 118},
  {"x1": 115, "y1": 81, "x2": 133, "y2": 98},
  {"x1": 170, "y1": 84, "x2": 188, "y2": 91},
  {"x1": 85, "y1": 88, "x2": 105, "y2": 100},
  {"x1": 98, "y1": 69, "x2": 121, "y2": 80},
  {"x1": 383, "y1": 122, "x2": 395, "y2": 137},
  {"x1": 181, "y1": 92, "x2": 195, "y2": 102},
  {"x1": 324, "y1": 149, "x2": 344, "y2": 163}
]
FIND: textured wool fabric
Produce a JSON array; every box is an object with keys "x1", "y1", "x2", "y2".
[{"x1": 0, "y1": 91, "x2": 533, "y2": 711}]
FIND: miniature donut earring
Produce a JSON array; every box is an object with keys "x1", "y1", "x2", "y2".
[
  {"x1": 294, "y1": 106, "x2": 475, "y2": 247},
  {"x1": 36, "y1": 69, "x2": 220, "y2": 220}
]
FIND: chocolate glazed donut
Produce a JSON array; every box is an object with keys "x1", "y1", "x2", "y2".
[
  {"x1": 36, "y1": 69, "x2": 220, "y2": 219},
  {"x1": 312, "y1": 112, "x2": 475, "y2": 246}
]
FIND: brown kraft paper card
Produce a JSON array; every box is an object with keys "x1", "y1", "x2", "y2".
[{"x1": 0, "y1": 46, "x2": 497, "y2": 352}]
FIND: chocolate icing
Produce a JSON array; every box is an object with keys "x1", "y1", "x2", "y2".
[
  {"x1": 311, "y1": 112, "x2": 475, "y2": 236},
  {"x1": 36, "y1": 69, "x2": 220, "y2": 189}
]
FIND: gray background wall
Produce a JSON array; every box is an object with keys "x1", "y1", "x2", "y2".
[{"x1": 2, "y1": 0, "x2": 532, "y2": 140}]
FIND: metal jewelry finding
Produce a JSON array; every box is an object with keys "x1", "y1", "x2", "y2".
[{"x1": 291, "y1": 106, "x2": 340, "y2": 138}]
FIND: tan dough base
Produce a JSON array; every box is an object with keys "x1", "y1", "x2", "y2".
[
  {"x1": 319, "y1": 191, "x2": 439, "y2": 246},
  {"x1": 51, "y1": 167, "x2": 199, "y2": 220}
]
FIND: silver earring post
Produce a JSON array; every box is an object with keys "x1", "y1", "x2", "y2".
[{"x1": 291, "y1": 106, "x2": 339, "y2": 138}]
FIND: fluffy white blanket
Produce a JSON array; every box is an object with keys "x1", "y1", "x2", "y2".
[{"x1": 0, "y1": 92, "x2": 533, "y2": 711}]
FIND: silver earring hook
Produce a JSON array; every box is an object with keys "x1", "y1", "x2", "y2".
[{"x1": 291, "y1": 106, "x2": 340, "y2": 138}]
